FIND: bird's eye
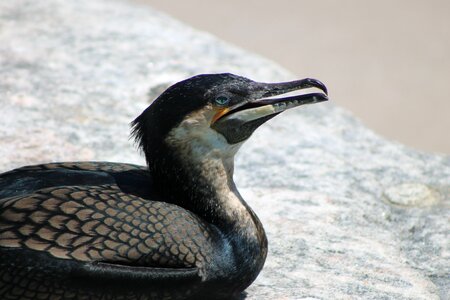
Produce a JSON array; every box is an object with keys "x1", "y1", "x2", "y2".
[{"x1": 215, "y1": 95, "x2": 230, "y2": 106}]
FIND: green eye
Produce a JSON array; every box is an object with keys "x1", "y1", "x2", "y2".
[{"x1": 215, "y1": 95, "x2": 230, "y2": 106}]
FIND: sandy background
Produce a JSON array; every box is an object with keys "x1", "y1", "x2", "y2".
[{"x1": 133, "y1": 0, "x2": 450, "y2": 154}]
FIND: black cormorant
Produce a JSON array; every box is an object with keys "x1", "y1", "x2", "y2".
[{"x1": 0, "y1": 73, "x2": 328, "y2": 299}]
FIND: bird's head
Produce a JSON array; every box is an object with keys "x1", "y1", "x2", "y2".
[{"x1": 132, "y1": 73, "x2": 327, "y2": 180}]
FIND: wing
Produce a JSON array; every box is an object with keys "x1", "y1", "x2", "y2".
[
  {"x1": 0, "y1": 184, "x2": 213, "y2": 269},
  {"x1": 0, "y1": 163, "x2": 216, "y2": 291},
  {"x1": 0, "y1": 162, "x2": 223, "y2": 300}
]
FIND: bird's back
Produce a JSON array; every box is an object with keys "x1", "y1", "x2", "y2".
[{"x1": 0, "y1": 162, "x2": 225, "y2": 299}]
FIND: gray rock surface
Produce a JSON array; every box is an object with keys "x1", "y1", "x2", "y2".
[{"x1": 0, "y1": 0, "x2": 449, "y2": 299}]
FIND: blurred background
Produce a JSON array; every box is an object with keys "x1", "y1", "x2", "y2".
[{"x1": 133, "y1": 0, "x2": 449, "y2": 154}]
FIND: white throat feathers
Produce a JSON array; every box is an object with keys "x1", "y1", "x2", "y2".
[{"x1": 164, "y1": 105, "x2": 256, "y2": 235}]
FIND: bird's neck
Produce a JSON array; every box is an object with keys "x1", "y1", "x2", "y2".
[
  {"x1": 187, "y1": 153, "x2": 259, "y2": 236},
  {"x1": 145, "y1": 115, "x2": 268, "y2": 283},
  {"x1": 150, "y1": 148, "x2": 267, "y2": 286},
  {"x1": 149, "y1": 127, "x2": 267, "y2": 248},
  {"x1": 155, "y1": 144, "x2": 263, "y2": 238},
  {"x1": 157, "y1": 116, "x2": 259, "y2": 234}
]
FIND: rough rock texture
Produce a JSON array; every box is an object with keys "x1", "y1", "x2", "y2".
[{"x1": 0, "y1": 1, "x2": 448, "y2": 299}]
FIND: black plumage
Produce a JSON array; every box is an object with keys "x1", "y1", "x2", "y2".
[{"x1": 0, "y1": 73, "x2": 327, "y2": 299}]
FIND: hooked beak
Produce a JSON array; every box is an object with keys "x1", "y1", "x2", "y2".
[{"x1": 211, "y1": 78, "x2": 328, "y2": 144}]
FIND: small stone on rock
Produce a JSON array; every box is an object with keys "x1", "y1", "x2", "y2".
[{"x1": 384, "y1": 183, "x2": 439, "y2": 207}]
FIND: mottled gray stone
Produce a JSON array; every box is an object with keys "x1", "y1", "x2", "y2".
[{"x1": 0, "y1": 1, "x2": 449, "y2": 299}]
